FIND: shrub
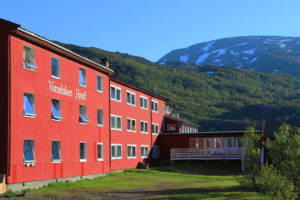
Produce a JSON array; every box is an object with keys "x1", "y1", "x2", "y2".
[{"x1": 257, "y1": 165, "x2": 297, "y2": 200}]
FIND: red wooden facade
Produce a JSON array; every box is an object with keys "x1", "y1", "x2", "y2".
[{"x1": 0, "y1": 19, "x2": 167, "y2": 185}]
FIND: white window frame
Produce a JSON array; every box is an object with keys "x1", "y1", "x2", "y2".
[
  {"x1": 141, "y1": 145, "x2": 149, "y2": 158},
  {"x1": 152, "y1": 145, "x2": 160, "y2": 158},
  {"x1": 111, "y1": 144, "x2": 122, "y2": 159},
  {"x1": 110, "y1": 114, "x2": 122, "y2": 131},
  {"x1": 51, "y1": 99, "x2": 62, "y2": 121},
  {"x1": 151, "y1": 100, "x2": 158, "y2": 112},
  {"x1": 96, "y1": 75, "x2": 103, "y2": 93},
  {"x1": 23, "y1": 140, "x2": 35, "y2": 164},
  {"x1": 23, "y1": 92, "x2": 36, "y2": 118},
  {"x1": 51, "y1": 56, "x2": 60, "y2": 79},
  {"x1": 127, "y1": 144, "x2": 137, "y2": 159},
  {"x1": 126, "y1": 90, "x2": 136, "y2": 106},
  {"x1": 140, "y1": 95, "x2": 148, "y2": 110},
  {"x1": 97, "y1": 143, "x2": 104, "y2": 161},
  {"x1": 126, "y1": 118, "x2": 136, "y2": 132},
  {"x1": 97, "y1": 109, "x2": 104, "y2": 126},
  {"x1": 110, "y1": 84, "x2": 121, "y2": 102},
  {"x1": 79, "y1": 142, "x2": 87, "y2": 162},
  {"x1": 23, "y1": 46, "x2": 37, "y2": 71},
  {"x1": 79, "y1": 68, "x2": 87, "y2": 87},
  {"x1": 140, "y1": 120, "x2": 149, "y2": 134},
  {"x1": 152, "y1": 123, "x2": 159, "y2": 135},
  {"x1": 51, "y1": 141, "x2": 61, "y2": 163}
]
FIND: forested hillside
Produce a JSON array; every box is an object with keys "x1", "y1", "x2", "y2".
[{"x1": 56, "y1": 42, "x2": 300, "y2": 134}]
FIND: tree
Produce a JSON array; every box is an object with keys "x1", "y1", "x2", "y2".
[{"x1": 242, "y1": 126, "x2": 262, "y2": 188}]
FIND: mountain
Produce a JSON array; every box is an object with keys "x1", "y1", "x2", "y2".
[
  {"x1": 158, "y1": 36, "x2": 300, "y2": 77},
  {"x1": 55, "y1": 42, "x2": 300, "y2": 135}
]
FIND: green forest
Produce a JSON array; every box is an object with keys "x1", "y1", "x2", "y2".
[{"x1": 57, "y1": 42, "x2": 300, "y2": 135}]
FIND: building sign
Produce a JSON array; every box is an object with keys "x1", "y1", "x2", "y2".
[{"x1": 49, "y1": 81, "x2": 86, "y2": 100}]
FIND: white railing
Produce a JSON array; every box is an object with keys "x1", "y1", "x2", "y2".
[{"x1": 170, "y1": 147, "x2": 244, "y2": 161}]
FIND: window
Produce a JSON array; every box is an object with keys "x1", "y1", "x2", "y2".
[
  {"x1": 127, "y1": 145, "x2": 136, "y2": 158},
  {"x1": 79, "y1": 68, "x2": 86, "y2": 87},
  {"x1": 97, "y1": 109, "x2": 103, "y2": 126},
  {"x1": 151, "y1": 100, "x2": 158, "y2": 112},
  {"x1": 152, "y1": 146, "x2": 160, "y2": 158},
  {"x1": 24, "y1": 140, "x2": 35, "y2": 162},
  {"x1": 96, "y1": 75, "x2": 103, "y2": 92},
  {"x1": 141, "y1": 145, "x2": 149, "y2": 158},
  {"x1": 110, "y1": 115, "x2": 122, "y2": 130},
  {"x1": 97, "y1": 143, "x2": 103, "y2": 161},
  {"x1": 51, "y1": 99, "x2": 62, "y2": 120},
  {"x1": 80, "y1": 142, "x2": 87, "y2": 161},
  {"x1": 111, "y1": 144, "x2": 122, "y2": 159},
  {"x1": 110, "y1": 85, "x2": 121, "y2": 102},
  {"x1": 79, "y1": 105, "x2": 89, "y2": 123},
  {"x1": 126, "y1": 91, "x2": 136, "y2": 106},
  {"x1": 51, "y1": 57, "x2": 60, "y2": 78},
  {"x1": 23, "y1": 46, "x2": 37, "y2": 70},
  {"x1": 140, "y1": 121, "x2": 148, "y2": 134},
  {"x1": 127, "y1": 118, "x2": 136, "y2": 132},
  {"x1": 140, "y1": 96, "x2": 148, "y2": 109},
  {"x1": 52, "y1": 141, "x2": 61, "y2": 162},
  {"x1": 24, "y1": 93, "x2": 35, "y2": 116},
  {"x1": 152, "y1": 123, "x2": 159, "y2": 135}
]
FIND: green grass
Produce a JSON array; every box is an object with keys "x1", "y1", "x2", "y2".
[{"x1": 12, "y1": 162, "x2": 268, "y2": 200}]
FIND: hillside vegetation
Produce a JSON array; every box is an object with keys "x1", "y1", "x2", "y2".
[{"x1": 56, "y1": 42, "x2": 300, "y2": 134}]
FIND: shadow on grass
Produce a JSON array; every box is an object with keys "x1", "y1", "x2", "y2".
[
  {"x1": 152, "y1": 160, "x2": 243, "y2": 176},
  {"x1": 94, "y1": 186, "x2": 260, "y2": 200}
]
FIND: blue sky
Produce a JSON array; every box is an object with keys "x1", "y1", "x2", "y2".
[{"x1": 1, "y1": 0, "x2": 300, "y2": 61}]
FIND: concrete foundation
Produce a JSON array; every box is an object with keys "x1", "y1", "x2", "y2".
[{"x1": 7, "y1": 173, "x2": 107, "y2": 192}]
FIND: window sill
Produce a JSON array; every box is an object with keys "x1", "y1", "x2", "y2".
[
  {"x1": 51, "y1": 75, "x2": 60, "y2": 80},
  {"x1": 97, "y1": 159, "x2": 104, "y2": 161},
  {"x1": 151, "y1": 110, "x2": 159, "y2": 113},
  {"x1": 23, "y1": 65, "x2": 37, "y2": 72},
  {"x1": 141, "y1": 132, "x2": 149, "y2": 134},
  {"x1": 96, "y1": 90, "x2": 103, "y2": 93},
  {"x1": 127, "y1": 157, "x2": 137, "y2": 159},
  {"x1": 152, "y1": 133, "x2": 159, "y2": 135},
  {"x1": 23, "y1": 162, "x2": 35, "y2": 167},
  {"x1": 127, "y1": 103, "x2": 136, "y2": 107},
  {"x1": 111, "y1": 98, "x2": 121, "y2": 103},
  {"x1": 79, "y1": 84, "x2": 87, "y2": 88},
  {"x1": 23, "y1": 114, "x2": 36, "y2": 118},
  {"x1": 111, "y1": 128, "x2": 122, "y2": 131},
  {"x1": 127, "y1": 130, "x2": 136, "y2": 133},
  {"x1": 79, "y1": 159, "x2": 87, "y2": 162},
  {"x1": 79, "y1": 122, "x2": 87, "y2": 125},
  {"x1": 52, "y1": 160, "x2": 61, "y2": 164},
  {"x1": 97, "y1": 124, "x2": 104, "y2": 127},
  {"x1": 141, "y1": 156, "x2": 148, "y2": 159},
  {"x1": 51, "y1": 118, "x2": 62, "y2": 122},
  {"x1": 140, "y1": 107, "x2": 148, "y2": 110}
]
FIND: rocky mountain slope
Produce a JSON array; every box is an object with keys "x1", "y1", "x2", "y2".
[{"x1": 158, "y1": 36, "x2": 300, "y2": 77}]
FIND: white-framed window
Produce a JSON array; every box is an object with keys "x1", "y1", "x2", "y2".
[
  {"x1": 97, "y1": 143, "x2": 103, "y2": 161},
  {"x1": 51, "y1": 99, "x2": 62, "y2": 120},
  {"x1": 24, "y1": 140, "x2": 35, "y2": 163},
  {"x1": 126, "y1": 91, "x2": 136, "y2": 106},
  {"x1": 127, "y1": 145, "x2": 136, "y2": 159},
  {"x1": 97, "y1": 109, "x2": 104, "y2": 126},
  {"x1": 110, "y1": 115, "x2": 122, "y2": 130},
  {"x1": 111, "y1": 144, "x2": 122, "y2": 159},
  {"x1": 151, "y1": 100, "x2": 158, "y2": 112},
  {"x1": 51, "y1": 57, "x2": 60, "y2": 79},
  {"x1": 79, "y1": 68, "x2": 86, "y2": 87},
  {"x1": 152, "y1": 146, "x2": 160, "y2": 158},
  {"x1": 152, "y1": 123, "x2": 159, "y2": 135},
  {"x1": 127, "y1": 118, "x2": 136, "y2": 132},
  {"x1": 79, "y1": 105, "x2": 89, "y2": 124},
  {"x1": 24, "y1": 93, "x2": 35, "y2": 117},
  {"x1": 141, "y1": 145, "x2": 149, "y2": 158},
  {"x1": 96, "y1": 75, "x2": 103, "y2": 92},
  {"x1": 52, "y1": 141, "x2": 61, "y2": 163},
  {"x1": 23, "y1": 46, "x2": 37, "y2": 70},
  {"x1": 140, "y1": 96, "x2": 148, "y2": 110},
  {"x1": 110, "y1": 85, "x2": 121, "y2": 102},
  {"x1": 140, "y1": 121, "x2": 148, "y2": 134},
  {"x1": 80, "y1": 142, "x2": 87, "y2": 161}
]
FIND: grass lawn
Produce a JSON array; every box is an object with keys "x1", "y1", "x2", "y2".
[{"x1": 3, "y1": 162, "x2": 269, "y2": 200}]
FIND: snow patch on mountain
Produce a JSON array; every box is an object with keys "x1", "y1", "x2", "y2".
[
  {"x1": 214, "y1": 59, "x2": 221, "y2": 63},
  {"x1": 243, "y1": 49, "x2": 256, "y2": 55},
  {"x1": 195, "y1": 53, "x2": 210, "y2": 64},
  {"x1": 212, "y1": 48, "x2": 227, "y2": 57},
  {"x1": 202, "y1": 41, "x2": 215, "y2": 51},
  {"x1": 249, "y1": 57, "x2": 257, "y2": 64},
  {"x1": 205, "y1": 71, "x2": 215, "y2": 74},
  {"x1": 234, "y1": 42, "x2": 249, "y2": 46},
  {"x1": 273, "y1": 69, "x2": 279, "y2": 72},
  {"x1": 180, "y1": 55, "x2": 189, "y2": 62}
]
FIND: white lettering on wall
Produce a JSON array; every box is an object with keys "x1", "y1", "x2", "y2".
[{"x1": 49, "y1": 81, "x2": 87, "y2": 100}]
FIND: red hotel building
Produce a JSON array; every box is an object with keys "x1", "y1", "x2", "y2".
[{"x1": 0, "y1": 19, "x2": 168, "y2": 190}]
